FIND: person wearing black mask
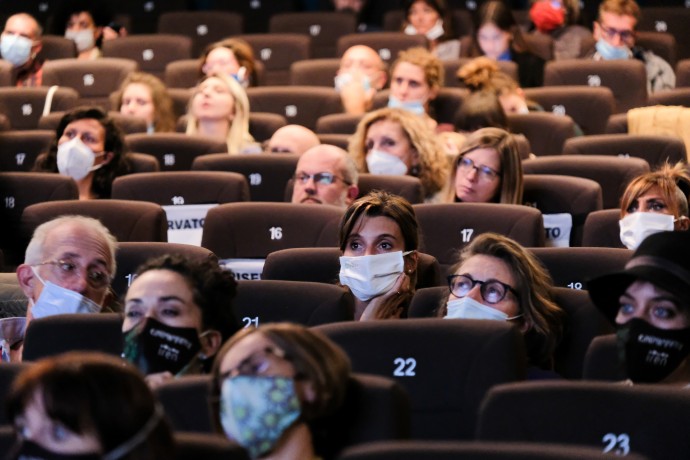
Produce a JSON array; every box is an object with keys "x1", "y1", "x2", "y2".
[{"x1": 588, "y1": 231, "x2": 690, "y2": 385}]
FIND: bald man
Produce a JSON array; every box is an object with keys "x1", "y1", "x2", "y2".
[
  {"x1": 337, "y1": 45, "x2": 387, "y2": 114},
  {"x1": 266, "y1": 124, "x2": 321, "y2": 155},
  {"x1": 291, "y1": 145, "x2": 359, "y2": 207},
  {"x1": 1, "y1": 13, "x2": 44, "y2": 86}
]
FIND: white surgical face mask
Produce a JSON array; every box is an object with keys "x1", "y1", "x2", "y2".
[
  {"x1": 30, "y1": 268, "x2": 102, "y2": 319},
  {"x1": 444, "y1": 296, "x2": 521, "y2": 321},
  {"x1": 388, "y1": 96, "x2": 426, "y2": 116},
  {"x1": 404, "y1": 19, "x2": 445, "y2": 41},
  {"x1": 57, "y1": 137, "x2": 105, "y2": 181},
  {"x1": 619, "y1": 212, "x2": 675, "y2": 250},
  {"x1": 339, "y1": 251, "x2": 411, "y2": 301},
  {"x1": 366, "y1": 149, "x2": 409, "y2": 176},
  {"x1": 65, "y1": 28, "x2": 95, "y2": 53},
  {"x1": 0, "y1": 33, "x2": 33, "y2": 67}
]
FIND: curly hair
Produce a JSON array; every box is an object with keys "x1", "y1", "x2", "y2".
[
  {"x1": 111, "y1": 72, "x2": 176, "y2": 133},
  {"x1": 348, "y1": 107, "x2": 449, "y2": 198},
  {"x1": 458, "y1": 56, "x2": 521, "y2": 95},
  {"x1": 392, "y1": 46, "x2": 445, "y2": 91},
  {"x1": 33, "y1": 106, "x2": 130, "y2": 199},
  {"x1": 134, "y1": 254, "x2": 240, "y2": 342},
  {"x1": 438, "y1": 232, "x2": 565, "y2": 369},
  {"x1": 620, "y1": 162, "x2": 690, "y2": 219}
]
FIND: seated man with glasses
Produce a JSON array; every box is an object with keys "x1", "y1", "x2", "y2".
[
  {"x1": 11, "y1": 216, "x2": 117, "y2": 361},
  {"x1": 589, "y1": 0, "x2": 675, "y2": 93},
  {"x1": 291, "y1": 144, "x2": 359, "y2": 207},
  {"x1": 436, "y1": 232, "x2": 565, "y2": 377}
]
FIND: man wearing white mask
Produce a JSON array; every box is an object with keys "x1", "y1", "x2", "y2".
[
  {"x1": 589, "y1": 0, "x2": 675, "y2": 93},
  {"x1": 1, "y1": 13, "x2": 44, "y2": 87},
  {"x1": 11, "y1": 215, "x2": 117, "y2": 361},
  {"x1": 336, "y1": 45, "x2": 388, "y2": 115}
]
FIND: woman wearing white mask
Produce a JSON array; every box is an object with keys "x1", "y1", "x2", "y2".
[
  {"x1": 212, "y1": 323, "x2": 351, "y2": 460},
  {"x1": 53, "y1": 2, "x2": 124, "y2": 60},
  {"x1": 33, "y1": 107, "x2": 130, "y2": 200},
  {"x1": 338, "y1": 191, "x2": 420, "y2": 320},
  {"x1": 348, "y1": 108, "x2": 448, "y2": 201},
  {"x1": 403, "y1": 0, "x2": 460, "y2": 60},
  {"x1": 437, "y1": 233, "x2": 564, "y2": 372},
  {"x1": 618, "y1": 162, "x2": 690, "y2": 250},
  {"x1": 122, "y1": 254, "x2": 240, "y2": 389}
]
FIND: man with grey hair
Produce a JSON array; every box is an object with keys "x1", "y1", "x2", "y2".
[
  {"x1": 291, "y1": 144, "x2": 359, "y2": 207},
  {"x1": 1, "y1": 13, "x2": 45, "y2": 86}
]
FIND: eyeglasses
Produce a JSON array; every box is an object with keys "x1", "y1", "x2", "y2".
[
  {"x1": 598, "y1": 22, "x2": 635, "y2": 42},
  {"x1": 447, "y1": 274, "x2": 517, "y2": 304},
  {"x1": 457, "y1": 157, "x2": 500, "y2": 181},
  {"x1": 294, "y1": 172, "x2": 351, "y2": 186},
  {"x1": 34, "y1": 259, "x2": 111, "y2": 289},
  {"x1": 218, "y1": 346, "x2": 290, "y2": 381}
]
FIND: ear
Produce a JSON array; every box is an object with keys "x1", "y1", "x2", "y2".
[
  {"x1": 16, "y1": 264, "x2": 38, "y2": 298},
  {"x1": 200, "y1": 330, "x2": 223, "y2": 358},
  {"x1": 428, "y1": 86, "x2": 439, "y2": 101},
  {"x1": 102, "y1": 151, "x2": 114, "y2": 166},
  {"x1": 592, "y1": 21, "x2": 601, "y2": 40},
  {"x1": 94, "y1": 26, "x2": 103, "y2": 40},
  {"x1": 404, "y1": 251, "x2": 419, "y2": 275},
  {"x1": 374, "y1": 71, "x2": 387, "y2": 90},
  {"x1": 346, "y1": 184, "x2": 359, "y2": 205},
  {"x1": 677, "y1": 216, "x2": 690, "y2": 231},
  {"x1": 297, "y1": 380, "x2": 317, "y2": 404}
]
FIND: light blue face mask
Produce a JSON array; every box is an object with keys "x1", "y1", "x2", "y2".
[
  {"x1": 0, "y1": 33, "x2": 33, "y2": 67},
  {"x1": 388, "y1": 96, "x2": 426, "y2": 116},
  {"x1": 30, "y1": 268, "x2": 103, "y2": 319},
  {"x1": 444, "y1": 296, "x2": 522, "y2": 321},
  {"x1": 595, "y1": 38, "x2": 631, "y2": 60}
]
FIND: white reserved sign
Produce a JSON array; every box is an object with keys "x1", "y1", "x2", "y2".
[
  {"x1": 162, "y1": 204, "x2": 218, "y2": 246},
  {"x1": 219, "y1": 258, "x2": 265, "y2": 281},
  {"x1": 543, "y1": 213, "x2": 573, "y2": 248}
]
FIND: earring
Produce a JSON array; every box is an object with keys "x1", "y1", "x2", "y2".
[{"x1": 410, "y1": 165, "x2": 420, "y2": 176}]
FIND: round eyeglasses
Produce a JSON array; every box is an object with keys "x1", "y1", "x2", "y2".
[
  {"x1": 447, "y1": 274, "x2": 517, "y2": 304},
  {"x1": 457, "y1": 157, "x2": 500, "y2": 182}
]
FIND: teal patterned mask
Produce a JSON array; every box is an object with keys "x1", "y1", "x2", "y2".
[{"x1": 220, "y1": 375, "x2": 301, "y2": 459}]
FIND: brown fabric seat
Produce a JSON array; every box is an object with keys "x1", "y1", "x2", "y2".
[
  {"x1": 635, "y1": 30, "x2": 677, "y2": 67},
  {"x1": 582, "y1": 334, "x2": 625, "y2": 381},
  {"x1": 111, "y1": 0, "x2": 188, "y2": 34},
  {"x1": 357, "y1": 174, "x2": 425, "y2": 204},
  {"x1": 372, "y1": 88, "x2": 469, "y2": 126},
  {"x1": 164, "y1": 59, "x2": 200, "y2": 89},
  {"x1": 157, "y1": 11, "x2": 243, "y2": 57},
  {"x1": 237, "y1": 33, "x2": 311, "y2": 86},
  {"x1": 316, "y1": 112, "x2": 362, "y2": 134},
  {"x1": 582, "y1": 209, "x2": 624, "y2": 248},
  {"x1": 0, "y1": 130, "x2": 53, "y2": 172},
  {"x1": 638, "y1": 7, "x2": 690, "y2": 61},
  {"x1": 317, "y1": 133, "x2": 350, "y2": 150},
  {"x1": 290, "y1": 58, "x2": 341, "y2": 87},
  {"x1": 544, "y1": 59, "x2": 648, "y2": 113},
  {"x1": 524, "y1": 31, "x2": 554, "y2": 61},
  {"x1": 127, "y1": 153, "x2": 160, "y2": 173},
  {"x1": 0, "y1": 363, "x2": 29, "y2": 425},
  {"x1": 647, "y1": 87, "x2": 690, "y2": 107},
  {"x1": 248, "y1": 112, "x2": 288, "y2": 142},
  {"x1": 102, "y1": 35, "x2": 192, "y2": 79},
  {"x1": 206, "y1": 0, "x2": 296, "y2": 34},
  {"x1": 37, "y1": 35, "x2": 76, "y2": 61},
  {"x1": 677, "y1": 58, "x2": 690, "y2": 87},
  {"x1": 174, "y1": 432, "x2": 248, "y2": 460},
  {"x1": 506, "y1": 112, "x2": 577, "y2": 157},
  {"x1": 125, "y1": 133, "x2": 228, "y2": 171},
  {"x1": 0, "y1": 60, "x2": 12, "y2": 87},
  {"x1": 269, "y1": 12, "x2": 357, "y2": 58},
  {"x1": 246, "y1": 86, "x2": 343, "y2": 130},
  {"x1": 38, "y1": 111, "x2": 148, "y2": 135},
  {"x1": 192, "y1": 153, "x2": 299, "y2": 202},
  {"x1": 337, "y1": 32, "x2": 427, "y2": 64},
  {"x1": 522, "y1": 155, "x2": 650, "y2": 209},
  {"x1": 523, "y1": 86, "x2": 615, "y2": 136},
  {"x1": 563, "y1": 134, "x2": 687, "y2": 169}
]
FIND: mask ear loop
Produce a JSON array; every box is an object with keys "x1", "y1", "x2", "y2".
[{"x1": 102, "y1": 404, "x2": 164, "y2": 460}]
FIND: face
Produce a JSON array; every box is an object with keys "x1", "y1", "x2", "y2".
[
  {"x1": 120, "y1": 83, "x2": 155, "y2": 126},
  {"x1": 203, "y1": 47, "x2": 241, "y2": 78},
  {"x1": 191, "y1": 77, "x2": 236, "y2": 122},
  {"x1": 23, "y1": 222, "x2": 113, "y2": 311},
  {"x1": 219, "y1": 332, "x2": 296, "y2": 380},
  {"x1": 343, "y1": 215, "x2": 405, "y2": 256},
  {"x1": 333, "y1": 0, "x2": 365, "y2": 13},
  {"x1": 499, "y1": 91, "x2": 528, "y2": 115},
  {"x1": 594, "y1": 11, "x2": 636, "y2": 48},
  {"x1": 625, "y1": 186, "x2": 674, "y2": 216},
  {"x1": 291, "y1": 149, "x2": 354, "y2": 207},
  {"x1": 66, "y1": 11, "x2": 99, "y2": 44},
  {"x1": 123, "y1": 269, "x2": 202, "y2": 333},
  {"x1": 408, "y1": 1, "x2": 440, "y2": 35},
  {"x1": 58, "y1": 118, "x2": 107, "y2": 158},
  {"x1": 616, "y1": 280, "x2": 690, "y2": 330},
  {"x1": 365, "y1": 119, "x2": 418, "y2": 169},
  {"x1": 454, "y1": 147, "x2": 502, "y2": 203},
  {"x1": 390, "y1": 61, "x2": 433, "y2": 103},
  {"x1": 338, "y1": 46, "x2": 386, "y2": 89},
  {"x1": 3, "y1": 15, "x2": 41, "y2": 56},
  {"x1": 14, "y1": 390, "x2": 101, "y2": 455},
  {"x1": 450, "y1": 254, "x2": 520, "y2": 317},
  {"x1": 477, "y1": 22, "x2": 512, "y2": 60}
]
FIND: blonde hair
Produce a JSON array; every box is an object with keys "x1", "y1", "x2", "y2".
[
  {"x1": 186, "y1": 73, "x2": 255, "y2": 154},
  {"x1": 443, "y1": 127, "x2": 523, "y2": 204},
  {"x1": 391, "y1": 47, "x2": 444, "y2": 92},
  {"x1": 598, "y1": 0, "x2": 640, "y2": 22},
  {"x1": 348, "y1": 107, "x2": 449, "y2": 198},
  {"x1": 458, "y1": 57, "x2": 520, "y2": 97},
  {"x1": 620, "y1": 162, "x2": 690, "y2": 218},
  {"x1": 111, "y1": 72, "x2": 176, "y2": 133}
]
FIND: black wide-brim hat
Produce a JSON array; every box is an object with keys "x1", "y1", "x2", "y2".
[{"x1": 587, "y1": 231, "x2": 690, "y2": 324}]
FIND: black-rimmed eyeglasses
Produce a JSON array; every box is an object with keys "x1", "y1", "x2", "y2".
[{"x1": 447, "y1": 274, "x2": 517, "y2": 304}]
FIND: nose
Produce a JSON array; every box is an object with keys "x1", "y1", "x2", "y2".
[
  {"x1": 63, "y1": 272, "x2": 89, "y2": 296},
  {"x1": 363, "y1": 246, "x2": 376, "y2": 256},
  {"x1": 466, "y1": 284, "x2": 483, "y2": 303},
  {"x1": 464, "y1": 166, "x2": 479, "y2": 181}
]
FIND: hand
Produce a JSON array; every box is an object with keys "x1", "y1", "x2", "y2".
[
  {"x1": 359, "y1": 272, "x2": 411, "y2": 321},
  {"x1": 102, "y1": 26, "x2": 127, "y2": 41},
  {"x1": 340, "y1": 72, "x2": 376, "y2": 115},
  {"x1": 145, "y1": 371, "x2": 173, "y2": 389}
]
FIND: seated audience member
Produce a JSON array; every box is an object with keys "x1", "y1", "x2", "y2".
[
  {"x1": 454, "y1": 90, "x2": 509, "y2": 133},
  {"x1": 1, "y1": 13, "x2": 44, "y2": 86},
  {"x1": 266, "y1": 124, "x2": 321, "y2": 155},
  {"x1": 291, "y1": 144, "x2": 359, "y2": 207},
  {"x1": 618, "y1": 162, "x2": 690, "y2": 250},
  {"x1": 199, "y1": 38, "x2": 257, "y2": 88},
  {"x1": 588, "y1": 231, "x2": 690, "y2": 384},
  {"x1": 402, "y1": 0, "x2": 461, "y2": 60},
  {"x1": 11, "y1": 216, "x2": 118, "y2": 361},
  {"x1": 33, "y1": 107, "x2": 131, "y2": 200},
  {"x1": 336, "y1": 45, "x2": 388, "y2": 115},
  {"x1": 588, "y1": 0, "x2": 675, "y2": 93},
  {"x1": 6, "y1": 352, "x2": 174, "y2": 458},
  {"x1": 52, "y1": 1, "x2": 125, "y2": 60},
  {"x1": 438, "y1": 232, "x2": 565, "y2": 374},
  {"x1": 122, "y1": 254, "x2": 239, "y2": 389},
  {"x1": 339, "y1": 191, "x2": 420, "y2": 320},
  {"x1": 443, "y1": 127, "x2": 523, "y2": 204},
  {"x1": 469, "y1": 0, "x2": 545, "y2": 88},
  {"x1": 186, "y1": 73, "x2": 259, "y2": 154},
  {"x1": 388, "y1": 47, "x2": 444, "y2": 129},
  {"x1": 212, "y1": 323, "x2": 351, "y2": 460},
  {"x1": 113, "y1": 72, "x2": 176, "y2": 133},
  {"x1": 333, "y1": 0, "x2": 374, "y2": 31},
  {"x1": 349, "y1": 107, "x2": 448, "y2": 201},
  {"x1": 529, "y1": 0, "x2": 593, "y2": 60}
]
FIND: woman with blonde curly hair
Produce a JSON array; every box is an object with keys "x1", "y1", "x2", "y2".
[
  {"x1": 113, "y1": 71, "x2": 176, "y2": 133},
  {"x1": 443, "y1": 126, "x2": 523, "y2": 204},
  {"x1": 185, "y1": 73, "x2": 258, "y2": 154},
  {"x1": 438, "y1": 232, "x2": 565, "y2": 372},
  {"x1": 618, "y1": 162, "x2": 690, "y2": 250},
  {"x1": 348, "y1": 107, "x2": 449, "y2": 201}
]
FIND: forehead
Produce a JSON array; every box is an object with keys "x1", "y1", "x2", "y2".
[
  {"x1": 599, "y1": 10, "x2": 636, "y2": 29},
  {"x1": 123, "y1": 83, "x2": 152, "y2": 98},
  {"x1": 393, "y1": 62, "x2": 426, "y2": 81},
  {"x1": 410, "y1": 1, "x2": 437, "y2": 11},
  {"x1": 207, "y1": 47, "x2": 236, "y2": 61},
  {"x1": 478, "y1": 22, "x2": 505, "y2": 36},
  {"x1": 458, "y1": 254, "x2": 516, "y2": 285},
  {"x1": 43, "y1": 222, "x2": 112, "y2": 267},
  {"x1": 343, "y1": 46, "x2": 379, "y2": 64},
  {"x1": 296, "y1": 149, "x2": 343, "y2": 173},
  {"x1": 199, "y1": 77, "x2": 228, "y2": 90},
  {"x1": 5, "y1": 15, "x2": 38, "y2": 36},
  {"x1": 63, "y1": 118, "x2": 105, "y2": 136},
  {"x1": 351, "y1": 215, "x2": 403, "y2": 239},
  {"x1": 464, "y1": 147, "x2": 501, "y2": 166},
  {"x1": 220, "y1": 332, "x2": 276, "y2": 372},
  {"x1": 368, "y1": 118, "x2": 406, "y2": 138}
]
